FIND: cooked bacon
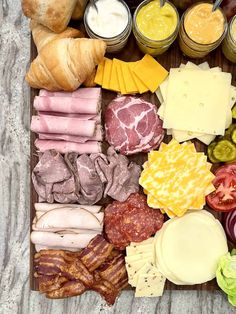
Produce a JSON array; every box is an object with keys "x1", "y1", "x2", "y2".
[
  {"x1": 34, "y1": 250, "x2": 94, "y2": 287},
  {"x1": 96, "y1": 253, "x2": 128, "y2": 290},
  {"x1": 46, "y1": 280, "x2": 87, "y2": 299},
  {"x1": 79, "y1": 235, "x2": 114, "y2": 272},
  {"x1": 92, "y1": 279, "x2": 119, "y2": 306},
  {"x1": 37, "y1": 274, "x2": 68, "y2": 293}
]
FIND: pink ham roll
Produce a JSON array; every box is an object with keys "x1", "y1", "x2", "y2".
[
  {"x1": 39, "y1": 88, "x2": 101, "y2": 99},
  {"x1": 34, "y1": 96, "x2": 101, "y2": 114},
  {"x1": 38, "y1": 126, "x2": 103, "y2": 143},
  {"x1": 38, "y1": 111, "x2": 101, "y2": 122},
  {"x1": 31, "y1": 115, "x2": 96, "y2": 137},
  {"x1": 35, "y1": 139, "x2": 102, "y2": 154}
]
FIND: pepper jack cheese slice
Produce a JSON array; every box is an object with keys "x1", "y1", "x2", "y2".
[{"x1": 135, "y1": 273, "x2": 166, "y2": 297}]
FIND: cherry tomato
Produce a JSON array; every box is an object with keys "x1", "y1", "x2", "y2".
[{"x1": 206, "y1": 172, "x2": 236, "y2": 212}]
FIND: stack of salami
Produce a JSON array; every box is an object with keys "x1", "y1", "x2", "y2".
[{"x1": 31, "y1": 88, "x2": 103, "y2": 154}]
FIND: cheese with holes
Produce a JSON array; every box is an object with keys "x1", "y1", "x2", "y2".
[{"x1": 163, "y1": 69, "x2": 231, "y2": 135}]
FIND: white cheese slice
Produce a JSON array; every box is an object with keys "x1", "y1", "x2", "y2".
[
  {"x1": 125, "y1": 252, "x2": 153, "y2": 263},
  {"x1": 129, "y1": 261, "x2": 158, "y2": 287},
  {"x1": 230, "y1": 86, "x2": 236, "y2": 108},
  {"x1": 126, "y1": 257, "x2": 152, "y2": 280},
  {"x1": 160, "y1": 211, "x2": 228, "y2": 285},
  {"x1": 126, "y1": 243, "x2": 153, "y2": 256},
  {"x1": 163, "y1": 68, "x2": 231, "y2": 135},
  {"x1": 135, "y1": 273, "x2": 166, "y2": 297},
  {"x1": 155, "y1": 88, "x2": 164, "y2": 104},
  {"x1": 198, "y1": 62, "x2": 210, "y2": 70},
  {"x1": 130, "y1": 238, "x2": 154, "y2": 246}
]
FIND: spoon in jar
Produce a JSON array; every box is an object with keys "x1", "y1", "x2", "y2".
[
  {"x1": 90, "y1": 0, "x2": 98, "y2": 13},
  {"x1": 160, "y1": 0, "x2": 166, "y2": 8},
  {"x1": 212, "y1": 0, "x2": 223, "y2": 12}
]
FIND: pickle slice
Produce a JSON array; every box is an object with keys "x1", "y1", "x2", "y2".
[
  {"x1": 232, "y1": 129, "x2": 236, "y2": 145},
  {"x1": 232, "y1": 105, "x2": 236, "y2": 119},
  {"x1": 207, "y1": 142, "x2": 220, "y2": 163},
  {"x1": 224, "y1": 124, "x2": 236, "y2": 140},
  {"x1": 213, "y1": 140, "x2": 236, "y2": 162}
]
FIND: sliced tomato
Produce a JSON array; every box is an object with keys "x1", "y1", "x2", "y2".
[
  {"x1": 215, "y1": 163, "x2": 236, "y2": 176},
  {"x1": 206, "y1": 172, "x2": 236, "y2": 212}
]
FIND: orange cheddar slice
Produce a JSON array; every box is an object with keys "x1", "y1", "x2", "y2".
[
  {"x1": 94, "y1": 58, "x2": 106, "y2": 85},
  {"x1": 115, "y1": 59, "x2": 127, "y2": 95},
  {"x1": 102, "y1": 58, "x2": 112, "y2": 90},
  {"x1": 121, "y1": 62, "x2": 139, "y2": 94},
  {"x1": 110, "y1": 59, "x2": 120, "y2": 92},
  {"x1": 133, "y1": 55, "x2": 168, "y2": 93},
  {"x1": 129, "y1": 62, "x2": 149, "y2": 94}
]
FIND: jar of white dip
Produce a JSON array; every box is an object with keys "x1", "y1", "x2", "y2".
[{"x1": 84, "y1": 0, "x2": 132, "y2": 52}]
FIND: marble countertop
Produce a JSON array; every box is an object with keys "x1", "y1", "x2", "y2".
[{"x1": 0, "y1": 1, "x2": 235, "y2": 313}]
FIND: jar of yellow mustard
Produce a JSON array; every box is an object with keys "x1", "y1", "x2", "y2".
[
  {"x1": 133, "y1": 0, "x2": 179, "y2": 56},
  {"x1": 222, "y1": 15, "x2": 236, "y2": 63},
  {"x1": 179, "y1": 2, "x2": 227, "y2": 58}
]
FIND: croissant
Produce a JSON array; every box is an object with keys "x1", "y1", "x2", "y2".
[
  {"x1": 71, "y1": 0, "x2": 88, "y2": 20},
  {"x1": 22, "y1": 0, "x2": 77, "y2": 33},
  {"x1": 30, "y1": 20, "x2": 84, "y2": 52},
  {"x1": 26, "y1": 38, "x2": 106, "y2": 91}
]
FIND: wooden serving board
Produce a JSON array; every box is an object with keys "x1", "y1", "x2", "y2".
[{"x1": 30, "y1": 22, "x2": 236, "y2": 292}]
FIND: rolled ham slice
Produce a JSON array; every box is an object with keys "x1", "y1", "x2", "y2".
[
  {"x1": 31, "y1": 115, "x2": 96, "y2": 137},
  {"x1": 35, "y1": 139, "x2": 102, "y2": 154},
  {"x1": 31, "y1": 231, "x2": 98, "y2": 248},
  {"x1": 38, "y1": 126, "x2": 103, "y2": 143},
  {"x1": 38, "y1": 112, "x2": 101, "y2": 122},
  {"x1": 34, "y1": 96, "x2": 101, "y2": 114},
  {"x1": 35, "y1": 208, "x2": 103, "y2": 230},
  {"x1": 34, "y1": 203, "x2": 102, "y2": 213},
  {"x1": 39, "y1": 88, "x2": 101, "y2": 99}
]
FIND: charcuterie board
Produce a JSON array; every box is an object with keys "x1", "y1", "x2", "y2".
[{"x1": 29, "y1": 24, "x2": 236, "y2": 294}]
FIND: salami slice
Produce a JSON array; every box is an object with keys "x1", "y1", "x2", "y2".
[{"x1": 104, "y1": 193, "x2": 164, "y2": 249}]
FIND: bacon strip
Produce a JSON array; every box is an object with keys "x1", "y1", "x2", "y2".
[
  {"x1": 79, "y1": 235, "x2": 114, "y2": 272},
  {"x1": 92, "y1": 279, "x2": 119, "y2": 306},
  {"x1": 37, "y1": 274, "x2": 68, "y2": 293},
  {"x1": 46, "y1": 280, "x2": 87, "y2": 299}
]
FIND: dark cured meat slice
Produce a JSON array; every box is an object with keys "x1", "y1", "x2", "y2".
[{"x1": 104, "y1": 193, "x2": 164, "y2": 249}]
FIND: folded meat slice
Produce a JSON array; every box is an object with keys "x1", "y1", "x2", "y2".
[
  {"x1": 39, "y1": 88, "x2": 101, "y2": 99},
  {"x1": 35, "y1": 140, "x2": 102, "y2": 154},
  {"x1": 34, "y1": 96, "x2": 101, "y2": 114},
  {"x1": 38, "y1": 125, "x2": 103, "y2": 143},
  {"x1": 46, "y1": 280, "x2": 87, "y2": 299},
  {"x1": 79, "y1": 235, "x2": 114, "y2": 272},
  {"x1": 34, "y1": 203, "x2": 102, "y2": 214},
  {"x1": 31, "y1": 231, "x2": 99, "y2": 249},
  {"x1": 76, "y1": 154, "x2": 104, "y2": 204},
  {"x1": 32, "y1": 150, "x2": 72, "y2": 203},
  {"x1": 35, "y1": 208, "x2": 103, "y2": 230},
  {"x1": 91, "y1": 146, "x2": 141, "y2": 202},
  {"x1": 31, "y1": 115, "x2": 96, "y2": 137}
]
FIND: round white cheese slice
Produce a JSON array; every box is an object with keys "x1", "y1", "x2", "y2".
[{"x1": 160, "y1": 212, "x2": 228, "y2": 284}]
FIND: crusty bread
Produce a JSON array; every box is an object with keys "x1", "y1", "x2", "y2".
[
  {"x1": 26, "y1": 38, "x2": 106, "y2": 91},
  {"x1": 71, "y1": 0, "x2": 88, "y2": 20},
  {"x1": 22, "y1": 0, "x2": 77, "y2": 33}
]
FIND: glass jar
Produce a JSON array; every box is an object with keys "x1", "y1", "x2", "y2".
[
  {"x1": 179, "y1": 2, "x2": 228, "y2": 58},
  {"x1": 222, "y1": 15, "x2": 236, "y2": 63},
  {"x1": 133, "y1": 0, "x2": 180, "y2": 56},
  {"x1": 84, "y1": 0, "x2": 132, "y2": 53}
]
